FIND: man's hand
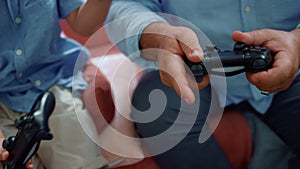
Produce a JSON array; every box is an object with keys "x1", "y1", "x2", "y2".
[
  {"x1": 140, "y1": 22, "x2": 210, "y2": 104},
  {"x1": 232, "y1": 29, "x2": 300, "y2": 93}
]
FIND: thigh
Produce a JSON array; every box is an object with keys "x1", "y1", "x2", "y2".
[
  {"x1": 0, "y1": 103, "x2": 24, "y2": 138},
  {"x1": 263, "y1": 75, "x2": 300, "y2": 169},
  {"x1": 264, "y1": 75, "x2": 300, "y2": 155},
  {"x1": 131, "y1": 70, "x2": 231, "y2": 169},
  {"x1": 37, "y1": 86, "x2": 107, "y2": 169}
]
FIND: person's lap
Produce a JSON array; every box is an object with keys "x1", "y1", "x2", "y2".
[
  {"x1": 36, "y1": 85, "x2": 107, "y2": 169},
  {"x1": 263, "y1": 75, "x2": 300, "y2": 169},
  {"x1": 131, "y1": 70, "x2": 232, "y2": 169}
]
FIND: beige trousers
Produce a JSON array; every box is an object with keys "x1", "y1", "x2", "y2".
[{"x1": 0, "y1": 86, "x2": 107, "y2": 169}]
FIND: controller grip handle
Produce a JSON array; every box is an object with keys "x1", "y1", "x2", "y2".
[{"x1": 31, "y1": 91, "x2": 55, "y2": 133}]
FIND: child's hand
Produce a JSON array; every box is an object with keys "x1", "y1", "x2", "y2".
[
  {"x1": 0, "y1": 129, "x2": 33, "y2": 169},
  {"x1": 0, "y1": 129, "x2": 9, "y2": 169}
]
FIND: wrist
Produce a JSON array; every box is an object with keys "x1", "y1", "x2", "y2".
[
  {"x1": 291, "y1": 29, "x2": 300, "y2": 68},
  {"x1": 140, "y1": 22, "x2": 174, "y2": 49},
  {"x1": 139, "y1": 22, "x2": 176, "y2": 60}
]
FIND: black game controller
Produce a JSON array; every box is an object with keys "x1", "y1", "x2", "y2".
[
  {"x1": 1, "y1": 91, "x2": 55, "y2": 169},
  {"x1": 184, "y1": 42, "x2": 274, "y2": 83}
]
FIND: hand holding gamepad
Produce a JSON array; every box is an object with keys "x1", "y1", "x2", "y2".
[
  {"x1": 1, "y1": 92, "x2": 55, "y2": 169},
  {"x1": 184, "y1": 42, "x2": 274, "y2": 83}
]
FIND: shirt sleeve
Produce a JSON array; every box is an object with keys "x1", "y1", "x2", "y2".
[
  {"x1": 105, "y1": 0, "x2": 167, "y2": 68},
  {"x1": 57, "y1": 0, "x2": 86, "y2": 19}
]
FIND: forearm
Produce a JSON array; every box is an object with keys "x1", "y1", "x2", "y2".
[
  {"x1": 105, "y1": 0, "x2": 166, "y2": 64},
  {"x1": 66, "y1": 0, "x2": 112, "y2": 36},
  {"x1": 290, "y1": 28, "x2": 300, "y2": 68}
]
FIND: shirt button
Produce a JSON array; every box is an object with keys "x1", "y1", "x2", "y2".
[
  {"x1": 35, "y1": 80, "x2": 41, "y2": 86},
  {"x1": 245, "y1": 7, "x2": 251, "y2": 13},
  {"x1": 15, "y1": 17, "x2": 22, "y2": 24},
  {"x1": 16, "y1": 49, "x2": 23, "y2": 56}
]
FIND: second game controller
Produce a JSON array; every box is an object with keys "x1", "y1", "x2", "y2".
[
  {"x1": 184, "y1": 42, "x2": 274, "y2": 82},
  {"x1": 1, "y1": 91, "x2": 55, "y2": 169}
]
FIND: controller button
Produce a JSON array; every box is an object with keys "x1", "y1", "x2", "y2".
[
  {"x1": 14, "y1": 117, "x2": 25, "y2": 129},
  {"x1": 234, "y1": 42, "x2": 246, "y2": 51},
  {"x1": 27, "y1": 115, "x2": 34, "y2": 122},
  {"x1": 2, "y1": 136, "x2": 15, "y2": 151},
  {"x1": 252, "y1": 59, "x2": 267, "y2": 72},
  {"x1": 242, "y1": 47, "x2": 249, "y2": 53},
  {"x1": 255, "y1": 46, "x2": 261, "y2": 50},
  {"x1": 244, "y1": 53, "x2": 252, "y2": 59},
  {"x1": 190, "y1": 65, "x2": 205, "y2": 83},
  {"x1": 260, "y1": 47, "x2": 268, "y2": 53},
  {"x1": 24, "y1": 123, "x2": 33, "y2": 130},
  {"x1": 250, "y1": 47, "x2": 260, "y2": 52}
]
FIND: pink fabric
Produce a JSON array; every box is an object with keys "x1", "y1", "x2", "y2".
[{"x1": 213, "y1": 110, "x2": 252, "y2": 169}]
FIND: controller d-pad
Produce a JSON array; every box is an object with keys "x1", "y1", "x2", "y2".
[
  {"x1": 2, "y1": 136, "x2": 15, "y2": 151},
  {"x1": 252, "y1": 59, "x2": 268, "y2": 72}
]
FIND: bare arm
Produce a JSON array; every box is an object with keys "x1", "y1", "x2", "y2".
[{"x1": 66, "y1": 0, "x2": 112, "y2": 36}]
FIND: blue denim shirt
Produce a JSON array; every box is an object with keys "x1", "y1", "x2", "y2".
[
  {"x1": 0, "y1": 0, "x2": 87, "y2": 112},
  {"x1": 106, "y1": 0, "x2": 300, "y2": 114}
]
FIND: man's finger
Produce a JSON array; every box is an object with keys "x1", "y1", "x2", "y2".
[
  {"x1": 158, "y1": 52, "x2": 196, "y2": 104},
  {"x1": 176, "y1": 27, "x2": 204, "y2": 62},
  {"x1": 174, "y1": 27, "x2": 212, "y2": 92},
  {"x1": 232, "y1": 29, "x2": 279, "y2": 45}
]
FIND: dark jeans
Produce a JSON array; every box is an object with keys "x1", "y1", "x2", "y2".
[
  {"x1": 263, "y1": 74, "x2": 300, "y2": 169},
  {"x1": 131, "y1": 70, "x2": 232, "y2": 169},
  {"x1": 131, "y1": 70, "x2": 300, "y2": 169}
]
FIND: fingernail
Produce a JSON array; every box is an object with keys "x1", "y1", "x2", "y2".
[
  {"x1": 191, "y1": 50, "x2": 203, "y2": 60},
  {"x1": 183, "y1": 96, "x2": 193, "y2": 105}
]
